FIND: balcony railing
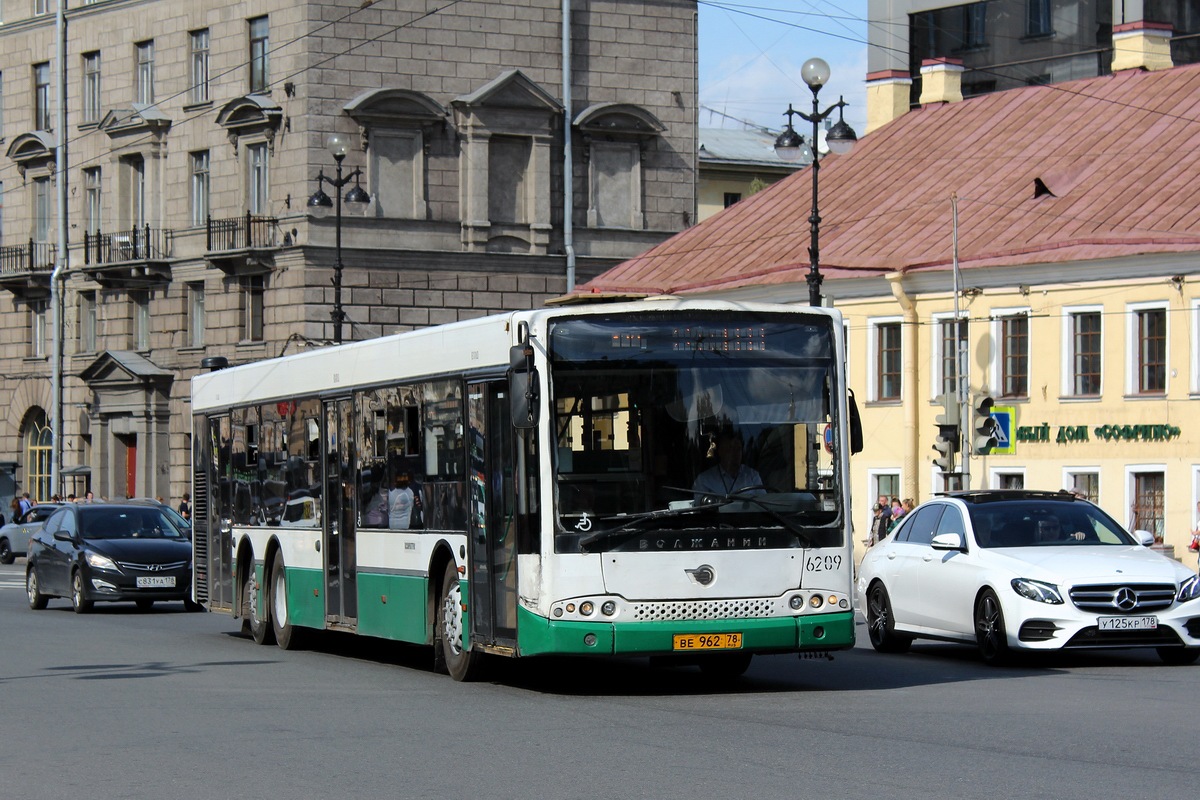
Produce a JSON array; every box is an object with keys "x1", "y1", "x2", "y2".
[
  {"x1": 207, "y1": 213, "x2": 278, "y2": 252},
  {"x1": 83, "y1": 226, "x2": 173, "y2": 265},
  {"x1": 0, "y1": 240, "x2": 57, "y2": 274}
]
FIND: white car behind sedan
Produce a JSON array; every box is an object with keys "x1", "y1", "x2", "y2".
[{"x1": 857, "y1": 490, "x2": 1200, "y2": 665}]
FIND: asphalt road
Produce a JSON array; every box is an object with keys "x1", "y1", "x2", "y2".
[{"x1": 1, "y1": 560, "x2": 1192, "y2": 800}]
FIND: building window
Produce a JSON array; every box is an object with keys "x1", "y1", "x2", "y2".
[
  {"x1": 34, "y1": 62, "x2": 51, "y2": 130},
  {"x1": 936, "y1": 317, "x2": 967, "y2": 399},
  {"x1": 964, "y1": 2, "x2": 987, "y2": 48},
  {"x1": 132, "y1": 291, "x2": 150, "y2": 351},
  {"x1": 249, "y1": 16, "x2": 269, "y2": 93},
  {"x1": 995, "y1": 472, "x2": 1025, "y2": 490},
  {"x1": 135, "y1": 40, "x2": 154, "y2": 105},
  {"x1": 1133, "y1": 306, "x2": 1167, "y2": 395},
  {"x1": 246, "y1": 143, "x2": 269, "y2": 214},
  {"x1": 29, "y1": 299, "x2": 47, "y2": 357},
  {"x1": 1000, "y1": 313, "x2": 1028, "y2": 398},
  {"x1": 1131, "y1": 471, "x2": 1164, "y2": 541},
  {"x1": 369, "y1": 130, "x2": 425, "y2": 219},
  {"x1": 489, "y1": 135, "x2": 531, "y2": 224},
  {"x1": 874, "y1": 321, "x2": 902, "y2": 401},
  {"x1": 723, "y1": 192, "x2": 742, "y2": 208},
  {"x1": 587, "y1": 140, "x2": 642, "y2": 229},
  {"x1": 190, "y1": 151, "x2": 209, "y2": 227},
  {"x1": 1067, "y1": 309, "x2": 1101, "y2": 396},
  {"x1": 187, "y1": 282, "x2": 206, "y2": 348},
  {"x1": 1026, "y1": 0, "x2": 1052, "y2": 36},
  {"x1": 25, "y1": 410, "x2": 53, "y2": 503},
  {"x1": 82, "y1": 51, "x2": 101, "y2": 123},
  {"x1": 189, "y1": 29, "x2": 210, "y2": 104},
  {"x1": 83, "y1": 167, "x2": 101, "y2": 234},
  {"x1": 1066, "y1": 470, "x2": 1098, "y2": 503},
  {"x1": 33, "y1": 177, "x2": 51, "y2": 243},
  {"x1": 35, "y1": 0, "x2": 51, "y2": 15},
  {"x1": 79, "y1": 291, "x2": 96, "y2": 353},
  {"x1": 0, "y1": 71, "x2": 6, "y2": 136},
  {"x1": 240, "y1": 275, "x2": 264, "y2": 342},
  {"x1": 123, "y1": 155, "x2": 145, "y2": 227}
]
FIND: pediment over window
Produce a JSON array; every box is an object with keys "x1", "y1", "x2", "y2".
[
  {"x1": 217, "y1": 94, "x2": 283, "y2": 138},
  {"x1": 6, "y1": 131, "x2": 56, "y2": 176},
  {"x1": 574, "y1": 103, "x2": 665, "y2": 137},
  {"x1": 344, "y1": 88, "x2": 447, "y2": 126},
  {"x1": 80, "y1": 349, "x2": 173, "y2": 389},
  {"x1": 452, "y1": 69, "x2": 562, "y2": 118},
  {"x1": 98, "y1": 103, "x2": 173, "y2": 138}
]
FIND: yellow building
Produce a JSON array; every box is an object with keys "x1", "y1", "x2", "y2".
[{"x1": 563, "y1": 57, "x2": 1200, "y2": 564}]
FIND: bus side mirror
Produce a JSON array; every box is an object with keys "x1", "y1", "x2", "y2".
[
  {"x1": 509, "y1": 342, "x2": 539, "y2": 429},
  {"x1": 848, "y1": 389, "x2": 863, "y2": 455}
]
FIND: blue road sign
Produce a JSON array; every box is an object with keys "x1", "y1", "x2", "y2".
[{"x1": 991, "y1": 406, "x2": 1014, "y2": 455}]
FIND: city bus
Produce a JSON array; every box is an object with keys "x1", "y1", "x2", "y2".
[{"x1": 190, "y1": 298, "x2": 863, "y2": 680}]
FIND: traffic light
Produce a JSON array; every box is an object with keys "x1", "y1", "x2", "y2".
[
  {"x1": 973, "y1": 395, "x2": 998, "y2": 454},
  {"x1": 933, "y1": 392, "x2": 960, "y2": 427},
  {"x1": 933, "y1": 424, "x2": 959, "y2": 471}
]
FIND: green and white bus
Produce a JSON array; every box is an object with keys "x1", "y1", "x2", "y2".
[{"x1": 190, "y1": 298, "x2": 862, "y2": 680}]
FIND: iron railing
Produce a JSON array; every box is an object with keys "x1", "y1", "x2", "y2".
[
  {"x1": 0, "y1": 240, "x2": 57, "y2": 273},
  {"x1": 206, "y1": 213, "x2": 278, "y2": 252},
  {"x1": 82, "y1": 226, "x2": 172, "y2": 265}
]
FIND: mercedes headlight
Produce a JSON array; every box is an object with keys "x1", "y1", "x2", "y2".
[
  {"x1": 1011, "y1": 578, "x2": 1064, "y2": 605},
  {"x1": 1177, "y1": 575, "x2": 1200, "y2": 603},
  {"x1": 85, "y1": 551, "x2": 118, "y2": 572}
]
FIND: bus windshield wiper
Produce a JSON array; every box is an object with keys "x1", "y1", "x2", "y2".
[
  {"x1": 577, "y1": 505, "x2": 710, "y2": 552},
  {"x1": 665, "y1": 486, "x2": 815, "y2": 549}
]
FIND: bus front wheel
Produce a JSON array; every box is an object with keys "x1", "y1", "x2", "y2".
[{"x1": 437, "y1": 561, "x2": 480, "y2": 681}]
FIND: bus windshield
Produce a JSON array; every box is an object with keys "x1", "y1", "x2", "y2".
[{"x1": 549, "y1": 312, "x2": 845, "y2": 554}]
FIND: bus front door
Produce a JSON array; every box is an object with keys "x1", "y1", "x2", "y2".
[
  {"x1": 467, "y1": 381, "x2": 518, "y2": 651},
  {"x1": 322, "y1": 397, "x2": 358, "y2": 627}
]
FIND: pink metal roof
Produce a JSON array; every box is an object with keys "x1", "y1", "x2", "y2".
[{"x1": 571, "y1": 63, "x2": 1200, "y2": 299}]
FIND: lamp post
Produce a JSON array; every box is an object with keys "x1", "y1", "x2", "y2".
[
  {"x1": 308, "y1": 133, "x2": 370, "y2": 344},
  {"x1": 774, "y1": 58, "x2": 859, "y2": 307}
]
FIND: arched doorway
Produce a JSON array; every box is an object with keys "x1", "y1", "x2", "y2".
[{"x1": 22, "y1": 408, "x2": 53, "y2": 502}]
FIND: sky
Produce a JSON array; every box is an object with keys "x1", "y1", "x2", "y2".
[{"x1": 698, "y1": 0, "x2": 870, "y2": 137}]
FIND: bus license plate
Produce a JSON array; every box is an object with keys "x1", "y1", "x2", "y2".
[
  {"x1": 673, "y1": 633, "x2": 743, "y2": 651},
  {"x1": 1098, "y1": 615, "x2": 1157, "y2": 631},
  {"x1": 136, "y1": 576, "x2": 176, "y2": 589}
]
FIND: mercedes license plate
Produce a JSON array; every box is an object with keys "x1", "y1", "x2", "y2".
[
  {"x1": 1098, "y1": 615, "x2": 1157, "y2": 631},
  {"x1": 672, "y1": 632, "x2": 743, "y2": 651},
  {"x1": 136, "y1": 576, "x2": 176, "y2": 589}
]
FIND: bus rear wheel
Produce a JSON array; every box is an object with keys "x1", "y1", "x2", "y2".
[
  {"x1": 437, "y1": 561, "x2": 481, "y2": 681},
  {"x1": 270, "y1": 554, "x2": 307, "y2": 651},
  {"x1": 243, "y1": 571, "x2": 274, "y2": 645}
]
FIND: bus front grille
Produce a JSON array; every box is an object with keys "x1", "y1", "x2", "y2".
[{"x1": 631, "y1": 598, "x2": 778, "y2": 621}]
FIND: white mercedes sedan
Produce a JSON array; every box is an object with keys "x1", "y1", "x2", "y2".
[{"x1": 857, "y1": 490, "x2": 1200, "y2": 665}]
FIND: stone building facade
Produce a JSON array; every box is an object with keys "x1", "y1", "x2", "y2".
[{"x1": 0, "y1": 0, "x2": 700, "y2": 507}]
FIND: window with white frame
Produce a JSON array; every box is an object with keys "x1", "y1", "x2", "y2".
[
  {"x1": 82, "y1": 51, "x2": 101, "y2": 123},
  {"x1": 246, "y1": 143, "x2": 269, "y2": 214},
  {"x1": 1064, "y1": 468, "x2": 1098, "y2": 503},
  {"x1": 189, "y1": 29, "x2": 210, "y2": 104},
  {"x1": 249, "y1": 16, "x2": 269, "y2": 93},
  {"x1": 1063, "y1": 307, "x2": 1102, "y2": 397},
  {"x1": 933, "y1": 314, "x2": 967, "y2": 399},
  {"x1": 78, "y1": 291, "x2": 96, "y2": 353},
  {"x1": 131, "y1": 291, "x2": 149, "y2": 351},
  {"x1": 1128, "y1": 302, "x2": 1167, "y2": 396},
  {"x1": 1129, "y1": 469, "x2": 1164, "y2": 540},
  {"x1": 187, "y1": 282, "x2": 206, "y2": 348},
  {"x1": 29, "y1": 299, "x2": 47, "y2": 357},
  {"x1": 83, "y1": 167, "x2": 101, "y2": 234},
  {"x1": 34, "y1": 62, "x2": 51, "y2": 130},
  {"x1": 33, "y1": 176, "x2": 51, "y2": 243},
  {"x1": 239, "y1": 275, "x2": 264, "y2": 342},
  {"x1": 992, "y1": 470, "x2": 1024, "y2": 490},
  {"x1": 135, "y1": 40, "x2": 154, "y2": 105},
  {"x1": 869, "y1": 318, "x2": 902, "y2": 401},
  {"x1": 190, "y1": 151, "x2": 209, "y2": 227},
  {"x1": 998, "y1": 311, "x2": 1029, "y2": 399}
]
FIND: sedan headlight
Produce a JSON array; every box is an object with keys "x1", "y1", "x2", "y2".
[
  {"x1": 85, "y1": 551, "x2": 118, "y2": 572},
  {"x1": 1011, "y1": 578, "x2": 1064, "y2": 605},
  {"x1": 1177, "y1": 575, "x2": 1200, "y2": 603}
]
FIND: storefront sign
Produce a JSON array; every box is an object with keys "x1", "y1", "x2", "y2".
[{"x1": 1014, "y1": 422, "x2": 1181, "y2": 445}]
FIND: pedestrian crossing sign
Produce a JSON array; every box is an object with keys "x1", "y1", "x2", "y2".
[{"x1": 991, "y1": 405, "x2": 1015, "y2": 455}]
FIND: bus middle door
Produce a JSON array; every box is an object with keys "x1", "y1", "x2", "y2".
[
  {"x1": 467, "y1": 381, "x2": 518, "y2": 653},
  {"x1": 322, "y1": 397, "x2": 358, "y2": 628}
]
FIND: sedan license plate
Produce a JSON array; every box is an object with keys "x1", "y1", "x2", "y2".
[
  {"x1": 136, "y1": 576, "x2": 176, "y2": 589},
  {"x1": 673, "y1": 632, "x2": 743, "y2": 651},
  {"x1": 1098, "y1": 615, "x2": 1157, "y2": 631}
]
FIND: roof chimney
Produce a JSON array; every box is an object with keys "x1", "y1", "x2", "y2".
[
  {"x1": 919, "y1": 58, "x2": 964, "y2": 106},
  {"x1": 1112, "y1": 22, "x2": 1174, "y2": 72},
  {"x1": 865, "y1": 70, "x2": 913, "y2": 134}
]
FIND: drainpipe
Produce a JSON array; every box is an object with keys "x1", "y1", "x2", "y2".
[
  {"x1": 562, "y1": 0, "x2": 576, "y2": 291},
  {"x1": 887, "y1": 272, "x2": 920, "y2": 502},
  {"x1": 51, "y1": 0, "x2": 68, "y2": 497}
]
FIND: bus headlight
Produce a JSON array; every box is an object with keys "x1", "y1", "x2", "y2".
[
  {"x1": 601, "y1": 601, "x2": 617, "y2": 616},
  {"x1": 789, "y1": 595, "x2": 803, "y2": 610},
  {"x1": 809, "y1": 595, "x2": 824, "y2": 608},
  {"x1": 580, "y1": 601, "x2": 595, "y2": 616}
]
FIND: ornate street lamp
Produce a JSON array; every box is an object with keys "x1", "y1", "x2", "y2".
[
  {"x1": 308, "y1": 133, "x2": 370, "y2": 344},
  {"x1": 774, "y1": 57, "x2": 858, "y2": 307}
]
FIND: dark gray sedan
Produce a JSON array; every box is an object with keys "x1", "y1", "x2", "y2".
[
  {"x1": 25, "y1": 503, "x2": 195, "y2": 613},
  {"x1": 0, "y1": 503, "x2": 62, "y2": 564}
]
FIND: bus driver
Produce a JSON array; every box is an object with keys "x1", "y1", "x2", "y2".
[{"x1": 692, "y1": 429, "x2": 765, "y2": 501}]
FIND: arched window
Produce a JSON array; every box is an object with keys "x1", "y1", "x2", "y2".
[{"x1": 24, "y1": 409, "x2": 53, "y2": 502}]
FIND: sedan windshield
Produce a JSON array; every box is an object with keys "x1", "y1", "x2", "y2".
[
  {"x1": 79, "y1": 507, "x2": 187, "y2": 540},
  {"x1": 967, "y1": 500, "x2": 1135, "y2": 548}
]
